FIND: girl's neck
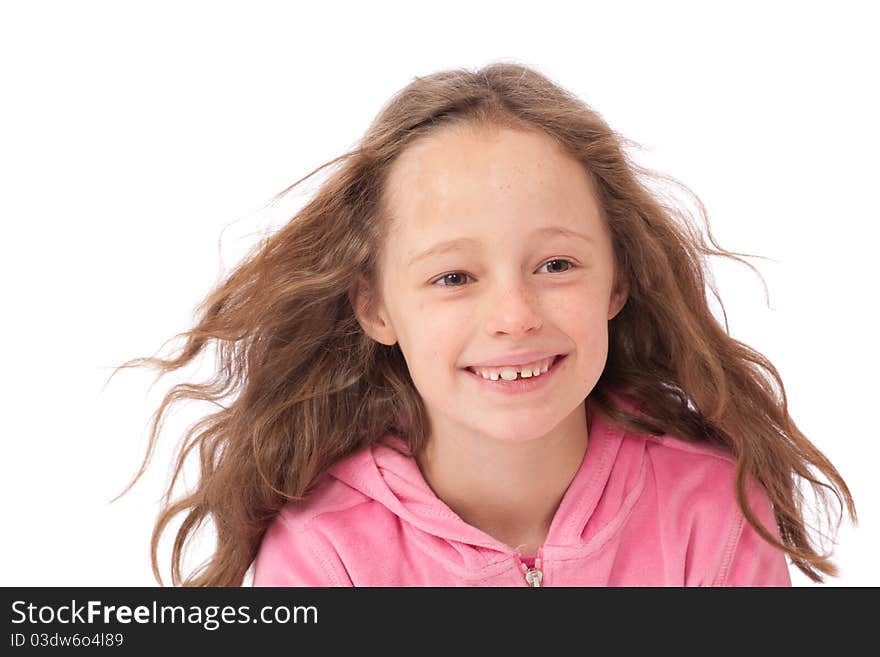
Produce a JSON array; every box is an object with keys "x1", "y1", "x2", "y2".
[{"x1": 415, "y1": 402, "x2": 590, "y2": 555}]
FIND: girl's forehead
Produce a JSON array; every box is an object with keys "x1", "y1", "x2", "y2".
[
  {"x1": 390, "y1": 126, "x2": 577, "y2": 186},
  {"x1": 385, "y1": 128, "x2": 600, "y2": 233}
]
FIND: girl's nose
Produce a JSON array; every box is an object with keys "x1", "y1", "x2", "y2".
[{"x1": 484, "y1": 281, "x2": 544, "y2": 336}]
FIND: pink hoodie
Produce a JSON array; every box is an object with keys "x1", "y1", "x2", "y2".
[{"x1": 252, "y1": 400, "x2": 792, "y2": 587}]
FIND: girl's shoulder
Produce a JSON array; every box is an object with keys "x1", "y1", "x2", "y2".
[
  {"x1": 263, "y1": 438, "x2": 403, "y2": 538},
  {"x1": 628, "y1": 431, "x2": 788, "y2": 586},
  {"x1": 641, "y1": 431, "x2": 736, "y2": 466},
  {"x1": 252, "y1": 466, "x2": 382, "y2": 587},
  {"x1": 270, "y1": 470, "x2": 375, "y2": 534},
  {"x1": 634, "y1": 431, "x2": 747, "y2": 506},
  {"x1": 632, "y1": 430, "x2": 774, "y2": 531}
]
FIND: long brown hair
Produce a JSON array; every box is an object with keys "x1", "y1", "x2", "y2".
[{"x1": 109, "y1": 61, "x2": 856, "y2": 586}]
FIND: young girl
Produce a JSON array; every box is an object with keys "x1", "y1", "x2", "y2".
[{"x1": 113, "y1": 62, "x2": 855, "y2": 586}]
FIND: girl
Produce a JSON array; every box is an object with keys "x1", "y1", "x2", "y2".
[{"x1": 113, "y1": 62, "x2": 855, "y2": 586}]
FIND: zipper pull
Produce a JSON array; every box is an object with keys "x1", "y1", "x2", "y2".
[{"x1": 524, "y1": 566, "x2": 543, "y2": 587}]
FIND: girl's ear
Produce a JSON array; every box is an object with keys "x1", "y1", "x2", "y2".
[
  {"x1": 608, "y1": 276, "x2": 629, "y2": 321},
  {"x1": 349, "y1": 273, "x2": 398, "y2": 346}
]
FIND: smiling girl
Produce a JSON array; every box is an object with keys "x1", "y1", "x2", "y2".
[{"x1": 114, "y1": 62, "x2": 855, "y2": 586}]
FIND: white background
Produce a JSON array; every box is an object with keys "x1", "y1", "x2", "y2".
[{"x1": 1, "y1": 0, "x2": 877, "y2": 586}]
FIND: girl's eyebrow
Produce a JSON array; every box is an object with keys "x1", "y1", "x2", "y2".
[{"x1": 407, "y1": 226, "x2": 594, "y2": 267}]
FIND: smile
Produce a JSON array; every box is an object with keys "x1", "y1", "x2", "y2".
[{"x1": 461, "y1": 354, "x2": 567, "y2": 395}]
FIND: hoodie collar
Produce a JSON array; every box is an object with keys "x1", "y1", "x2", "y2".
[{"x1": 327, "y1": 395, "x2": 646, "y2": 555}]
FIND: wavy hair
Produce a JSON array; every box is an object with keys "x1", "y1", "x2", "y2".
[{"x1": 109, "y1": 61, "x2": 856, "y2": 586}]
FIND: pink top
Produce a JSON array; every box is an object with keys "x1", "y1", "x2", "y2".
[{"x1": 253, "y1": 394, "x2": 792, "y2": 587}]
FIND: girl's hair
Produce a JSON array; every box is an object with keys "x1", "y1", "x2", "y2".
[{"x1": 110, "y1": 61, "x2": 855, "y2": 586}]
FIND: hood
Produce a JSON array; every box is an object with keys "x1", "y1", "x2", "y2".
[{"x1": 326, "y1": 392, "x2": 649, "y2": 558}]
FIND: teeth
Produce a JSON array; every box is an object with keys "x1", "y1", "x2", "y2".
[{"x1": 470, "y1": 356, "x2": 555, "y2": 381}]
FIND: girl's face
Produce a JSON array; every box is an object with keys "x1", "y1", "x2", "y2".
[{"x1": 355, "y1": 125, "x2": 627, "y2": 447}]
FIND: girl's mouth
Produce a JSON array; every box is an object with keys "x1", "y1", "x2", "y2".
[{"x1": 462, "y1": 354, "x2": 567, "y2": 395}]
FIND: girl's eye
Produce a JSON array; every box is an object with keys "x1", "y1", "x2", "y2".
[
  {"x1": 431, "y1": 259, "x2": 575, "y2": 288},
  {"x1": 434, "y1": 272, "x2": 472, "y2": 287},
  {"x1": 539, "y1": 259, "x2": 574, "y2": 275}
]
